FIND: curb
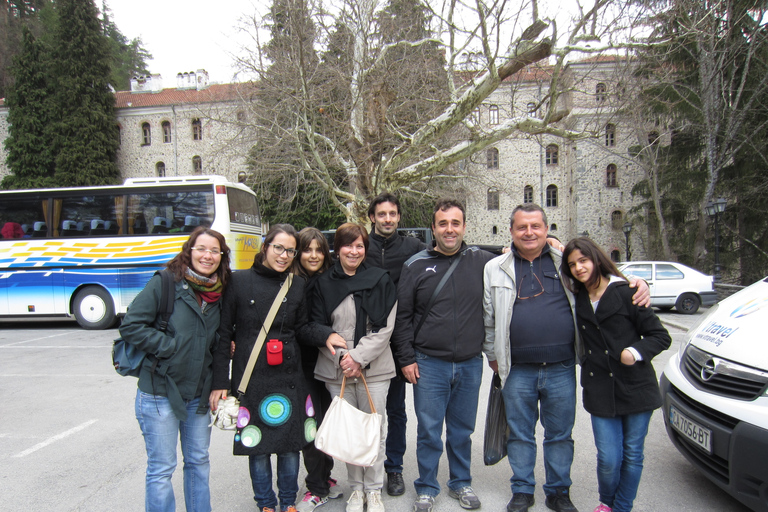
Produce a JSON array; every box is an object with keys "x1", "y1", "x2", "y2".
[{"x1": 661, "y1": 318, "x2": 691, "y2": 333}]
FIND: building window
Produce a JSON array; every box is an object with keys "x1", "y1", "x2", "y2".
[
  {"x1": 489, "y1": 105, "x2": 499, "y2": 125},
  {"x1": 546, "y1": 185, "x2": 558, "y2": 207},
  {"x1": 487, "y1": 188, "x2": 500, "y2": 211},
  {"x1": 526, "y1": 102, "x2": 536, "y2": 113},
  {"x1": 492, "y1": 226, "x2": 498, "y2": 235},
  {"x1": 117, "y1": 125, "x2": 121, "y2": 146},
  {"x1": 545, "y1": 144, "x2": 559, "y2": 165},
  {"x1": 141, "y1": 122, "x2": 151, "y2": 146},
  {"x1": 606, "y1": 164, "x2": 617, "y2": 187},
  {"x1": 162, "y1": 121, "x2": 172, "y2": 143},
  {"x1": 236, "y1": 110, "x2": 246, "y2": 122},
  {"x1": 596, "y1": 82, "x2": 607, "y2": 103},
  {"x1": 611, "y1": 210, "x2": 623, "y2": 229},
  {"x1": 550, "y1": 223, "x2": 557, "y2": 232},
  {"x1": 487, "y1": 147, "x2": 499, "y2": 169},
  {"x1": 605, "y1": 124, "x2": 616, "y2": 147},
  {"x1": 523, "y1": 185, "x2": 533, "y2": 204},
  {"x1": 156, "y1": 162, "x2": 166, "y2": 177},
  {"x1": 192, "y1": 119, "x2": 202, "y2": 141},
  {"x1": 648, "y1": 131, "x2": 660, "y2": 146},
  {"x1": 192, "y1": 156, "x2": 202, "y2": 174},
  {"x1": 469, "y1": 108, "x2": 480, "y2": 125},
  {"x1": 611, "y1": 249, "x2": 620, "y2": 262}
]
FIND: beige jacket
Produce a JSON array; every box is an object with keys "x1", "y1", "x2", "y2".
[{"x1": 314, "y1": 294, "x2": 397, "y2": 385}]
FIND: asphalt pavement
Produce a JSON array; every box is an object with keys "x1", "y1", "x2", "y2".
[{"x1": 0, "y1": 309, "x2": 752, "y2": 511}]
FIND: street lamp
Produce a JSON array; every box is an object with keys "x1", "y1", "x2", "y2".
[
  {"x1": 622, "y1": 222, "x2": 632, "y2": 261},
  {"x1": 705, "y1": 197, "x2": 727, "y2": 281}
]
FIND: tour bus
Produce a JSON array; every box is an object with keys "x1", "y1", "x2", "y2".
[{"x1": 0, "y1": 175, "x2": 263, "y2": 329}]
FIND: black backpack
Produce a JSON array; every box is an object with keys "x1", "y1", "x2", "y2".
[{"x1": 112, "y1": 269, "x2": 175, "y2": 377}]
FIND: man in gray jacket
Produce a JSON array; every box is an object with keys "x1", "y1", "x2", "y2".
[{"x1": 483, "y1": 204, "x2": 649, "y2": 512}]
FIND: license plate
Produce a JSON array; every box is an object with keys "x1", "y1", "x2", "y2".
[{"x1": 669, "y1": 405, "x2": 712, "y2": 454}]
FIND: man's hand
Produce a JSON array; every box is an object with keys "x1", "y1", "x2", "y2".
[
  {"x1": 546, "y1": 237, "x2": 564, "y2": 251},
  {"x1": 628, "y1": 278, "x2": 651, "y2": 307},
  {"x1": 325, "y1": 333, "x2": 347, "y2": 355},
  {"x1": 488, "y1": 359, "x2": 499, "y2": 374},
  {"x1": 401, "y1": 363, "x2": 420, "y2": 384}
]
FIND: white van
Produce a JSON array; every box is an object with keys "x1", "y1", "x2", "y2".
[{"x1": 659, "y1": 277, "x2": 768, "y2": 512}]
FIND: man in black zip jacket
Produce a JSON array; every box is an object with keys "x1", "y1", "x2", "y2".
[
  {"x1": 366, "y1": 193, "x2": 426, "y2": 498},
  {"x1": 391, "y1": 199, "x2": 494, "y2": 512}
]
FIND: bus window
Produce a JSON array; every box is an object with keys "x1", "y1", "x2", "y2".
[
  {"x1": 226, "y1": 187, "x2": 261, "y2": 228},
  {"x1": 55, "y1": 194, "x2": 120, "y2": 237},
  {"x1": 0, "y1": 196, "x2": 48, "y2": 238},
  {"x1": 126, "y1": 190, "x2": 214, "y2": 235}
]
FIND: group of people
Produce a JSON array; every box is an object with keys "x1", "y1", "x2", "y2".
[{"x1": 120, "y1": 194, "x2": 670, "y2": 512}]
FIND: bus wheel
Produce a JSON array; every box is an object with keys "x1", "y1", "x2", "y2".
[{"x1": 73, "y1": 286, "x2": 117, "y2": 330}]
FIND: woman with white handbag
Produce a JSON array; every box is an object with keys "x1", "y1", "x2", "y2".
[
  {"x1": 310, "y1": 223, "x2": 398, "y2": 512},
  {"x1": 209, "y1": 224, "x2": 315, "y2": 512}
]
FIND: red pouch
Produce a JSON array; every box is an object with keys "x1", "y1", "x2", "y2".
[{"x1": 267, "y1": 339, "x2": 283, "y2": 365}]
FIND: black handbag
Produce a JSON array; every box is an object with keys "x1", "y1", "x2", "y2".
[{"x1": 483, "y1": 372, "x2": 510, "y2": 466}]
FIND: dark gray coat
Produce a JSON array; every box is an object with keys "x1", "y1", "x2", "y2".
[{"x1": 576, "y1": 280, "x2": 671, "y2": 417}]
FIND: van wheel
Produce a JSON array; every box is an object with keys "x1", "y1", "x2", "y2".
[
  {"x1": 73, "y1": 286, "x2": 117, "y2": 329},
  {"x1": 675, "y1": 293, "x2": 700, "y2": 315}
]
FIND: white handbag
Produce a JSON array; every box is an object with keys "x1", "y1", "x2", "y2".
[
  {"x1": 314, "y1": 374, "x2": 381, "y2": 467},
  {"x1": 211, "y1": 395, "x2": 240, "y2": 430}
]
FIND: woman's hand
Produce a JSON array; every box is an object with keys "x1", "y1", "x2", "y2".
[
  {"x1": 340, "y1": 352, "x2": 362, "y2": 378},
  {"x1": 209, "y1": 389, "x2": 228, "y2": 412},
  {"x1": 325, "y1": 333, "x2": 347, "y2": 355},
  {"x1": 620, "y1": 349, "x2": 637, "y2": 366}
]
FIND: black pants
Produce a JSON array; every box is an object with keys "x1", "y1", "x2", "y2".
[{"x1": 302, "y1": 368, "x2": 335, "y2": 497}]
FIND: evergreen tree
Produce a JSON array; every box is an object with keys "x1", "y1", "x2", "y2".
[
  {"x1": 100, "y1": 1, "x2": 151, "y2": 91},
  {"x1": 1, "y1": 25, "x2": 57, "y2": 189},
  {"x1": 52, "y1": 0, "x2": 119, "y2": 186}
]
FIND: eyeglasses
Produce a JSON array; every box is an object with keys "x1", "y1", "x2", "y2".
[
  {"x1": 192, "y1": 246, "x2": 222, "y2": 256},
  {"x1": 517, "y1": 272, "x2": 545, "y2": 300},
  {"x1": 269, "y1": 243, "x2": 298, "y2": 258}
]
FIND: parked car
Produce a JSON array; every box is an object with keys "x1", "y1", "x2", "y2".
[
  {"x1": 659, "y1": 277, "x2": 768, "y2": 512},
  {"x1": 618, "y1": 261, "x2": 717, "y2": 314}
]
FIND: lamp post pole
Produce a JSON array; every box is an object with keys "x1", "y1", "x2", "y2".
[
  {"x1": 622, "y1": 222, "x2": 632, "y2": 261},
  {"x1": 705, "y1": 198, "x2": 727, "y2": 281}
]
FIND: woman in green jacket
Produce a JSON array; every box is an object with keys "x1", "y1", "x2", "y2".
[{"x1": 120, "y1": 227, "x2": 231, "y2": 512}]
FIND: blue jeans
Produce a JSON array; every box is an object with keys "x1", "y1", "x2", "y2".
[
  {"x1": 384, "y1": 376, "x2": 407, "y2": 474},
  {"x1": 249, "y1": 452, "x2": 300, "y2": 511},
  {"x1": 412, "y1": 351, "x2": 483, "y2": 497},
  {"x1": 591, "y1": 411, "x2": 653, "y2": 512},
  {"x1": 501, "y1": 359, "x2": 576, "y2": 496},
  {"x1": 135, "y1": 390, "x2": 211, "y2": 512}
]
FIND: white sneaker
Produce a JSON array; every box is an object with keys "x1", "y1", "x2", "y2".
[
  {"x1": 346, "y1": 490, "x2": 365, "y2": 512},
  {"x1": 366, "y1": 491, "x2": 385, "y2": 512}
]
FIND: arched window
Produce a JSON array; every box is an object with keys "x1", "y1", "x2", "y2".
[
  {"x1": 611, "y1": 249, "x2": 620, "y2": 262},
  {"x1": 141, "y1": 122, "x2": 151, "y2": 145},
  {"x1": 611, "y1": 210, "x2": 623, "y2": 229},
  {"x1": 192, "y1": 119, "x2": 202, "y2": 141},
  {"x1": 606, "y1": 164, "x2": 617, "y2": 187},
  {"x1": 523, "y1": 185, "x2": 533, "y2": 204},
  {"x1": 605, "y1": 124, "x2": 616, "y2": 147},
  {"x1": 487, "y1": 147, "x2": 499, "y2": 169},
  {"x1": 492, "y1": 226, "x2": 498, "y2": 235},
  {"x1": 487, "y1": 188, "x2": 500, "y2": 211},
  {"x1": 236, "y1": 111, "x2": 246, "y2": 122},
  {"x1": 470, "y1": 108, "x2": 480, "y2": 124},
  {"x1": 545, "y1": 144, "x2": 559, "y2": 165},
  {"x1": 648, "y1": 131, "x2": 660, "y2": 146},
  {"x1": 192, "y1": 156, "x2": 202, "y2": 174},
  {"x1": 596, "y1": 82, "x2": 607, "y2": 103},
  {"x1": 546, "y1": 185, "x2": 558, "y2": 207},
  {"x1": 117, "y1": 125, "x2": 122, "y2": 146},
  {"x1": 489, "y1": 105, "x2": 499, "y2": 125},
  {"x1": 162, "y1": 121, "x2": 172, "y2": 143},
  {"x1": 550, "y1": 223, "x2": 557, "y2": 232},
  {"x1": 156, "y1": 162, "x2": 166, "y2": 177},
  {"x1": 526, "y1": 102, "x2": 536, "y2": 113}
]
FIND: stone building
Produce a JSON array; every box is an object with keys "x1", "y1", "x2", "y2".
[{"x1": 0, "y1": 60, "x2": 655, "y2": 259}]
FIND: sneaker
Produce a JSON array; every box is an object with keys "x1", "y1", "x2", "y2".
[
  {"x1": 284, "y1": 507, "x2": 298, "y2": 512},
  {"x1": 507, "y1": 493, "x2": 535, "y2": 512},
  {"x1": 261, "y1": 508, "x2": 276, "y2": 512},
  {"x1": 448, "y1": 486, "x2": 481, "y2": 510},
  {"x1": 328, "y1": 478, "x2": 343, "y2": 499},
  {"x1": 413, "y1": 494, "x2": 435, "y2": 512},
  {"x1": 296, "y1": 491, "x2": 328, "y2": 512},
  {"x1": 367, "y1": 491, "x2": 385, "y2": 512},
  {"x1": 386, "y1": 472, "x2": 405, "y2": 496},
  {"x1": 346, "y1": 490, "x2": 365, "y2": 512},
  {"x1": 545, "y1": 489, "x2": 579, "y2": 512},
  {"x1": 593, "y1": 505, "x2": 612, "y2": 512}
]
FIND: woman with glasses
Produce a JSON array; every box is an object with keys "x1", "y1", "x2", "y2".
[
  {"x1": 120, "y1": 226, "x2": 231, "y2": 512},
  {"x1": 210, "y1": 224, "x2": 314, "y2": 512},
  {"x1": 310, "y1": 223, "x2": 398, "y2": 512}
]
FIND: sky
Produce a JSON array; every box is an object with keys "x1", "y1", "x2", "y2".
[{"x1": 106, "y1": 0, "x2": 258, "y2": 88}]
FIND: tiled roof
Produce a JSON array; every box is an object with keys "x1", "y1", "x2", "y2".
[{"x1": 114, "y1": 83, "x2": 250, "y2": 108}]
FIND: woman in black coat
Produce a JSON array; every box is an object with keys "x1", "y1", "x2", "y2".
[
  {"x1": 562, "y1": 238, "x2": 670, "y2": 512},
  {"x1": 210, "y1": 224, "x2": 314, "y2": 512}
]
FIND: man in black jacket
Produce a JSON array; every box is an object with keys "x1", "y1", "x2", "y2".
[
  {"x1": 391, "y1": 199, "x2": 494, "y2": 512},
  {"x1": 366, "y1": 193, "x2": 426, "y2": 497}
]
